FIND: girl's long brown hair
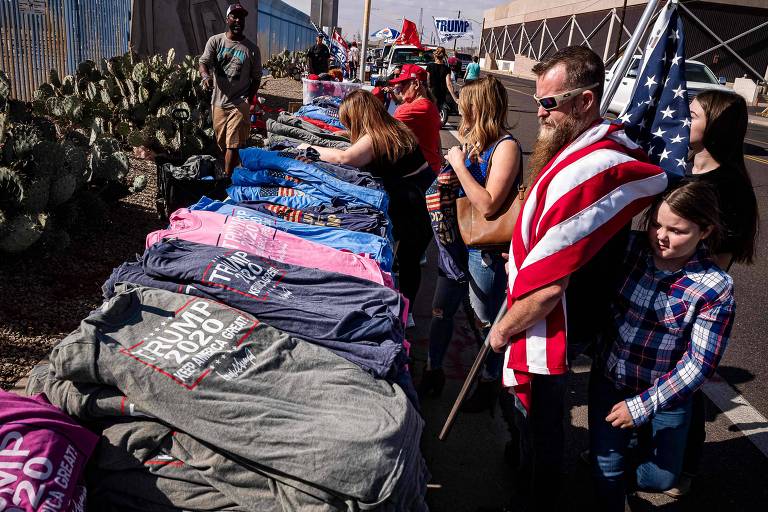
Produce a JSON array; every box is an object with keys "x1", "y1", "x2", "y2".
[
  {"x1": 339, "y1": 89, "x2": 418, "y2": 165},
  {"x1": 457, "y1": 76, "x2": 512, "y2": 162},
  {"x1": 644, "y1": 178, "x2": 723, "y2": 252},
  {"x1": 695, "y1": 90, "x2": 758, "y2": 264}
]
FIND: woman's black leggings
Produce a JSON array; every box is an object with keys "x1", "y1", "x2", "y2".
[{"x1": 386, "y1": 170, "x2": 435, "y2": 305}]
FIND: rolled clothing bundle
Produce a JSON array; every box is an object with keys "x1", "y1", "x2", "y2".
[{"x1": 266, "y1": 118, "x2": 351, "y2": 149}]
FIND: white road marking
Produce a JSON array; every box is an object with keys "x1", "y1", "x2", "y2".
[
  {"x1": 702, "y1": 373, "x2": 768, "y2": 458},
  {"x1": 570, "y1": 354, "x2": 768, "y2": 459}
]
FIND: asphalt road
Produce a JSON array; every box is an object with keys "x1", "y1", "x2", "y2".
[{"x1": 411, "y1": 73, "x2": 768, "y2": 511}]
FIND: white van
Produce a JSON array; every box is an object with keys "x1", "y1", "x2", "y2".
[{"x1": 604, "y1": 55, "x2": 730, "y2": 115}]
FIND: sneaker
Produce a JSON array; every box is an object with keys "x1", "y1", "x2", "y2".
[
  {"x1": 663, "y1": 473, "x2": 693, "y2": 499},
  {"x1": 406, "y1": 313, "x2": 416, "y2": 329}
]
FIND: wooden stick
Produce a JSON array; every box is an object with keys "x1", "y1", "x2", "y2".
[{"x1": 438, "y1": 302, "x2": 508, "y2": 441}]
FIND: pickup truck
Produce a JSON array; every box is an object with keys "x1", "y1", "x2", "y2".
[{"x1": 604, "y1": 55, "x2": 730, "y2": 115}]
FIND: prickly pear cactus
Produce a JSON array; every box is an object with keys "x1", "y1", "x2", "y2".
[
  {"x1": 89, "y1": 137, "x2": 129, "y2": 183},
  {"x1": 10, "y1": 123, "x2": 42, "y2": 159},
  {"x1": 49, "y1": 173, "x2": 78, "y2": 208},
  {"x1": 20, "y1": 175, "x2": 51, "y2": 213},
  {"x1": 0, "y1": 212, "x2": 47, "y2": 253},
  {"x1": 0, "y1": 166, "x2": 23, "y2": 213}
]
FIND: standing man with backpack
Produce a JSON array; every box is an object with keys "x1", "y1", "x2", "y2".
[{"x1": 199, "y1": 3, "x2": 261, "y2": 177}]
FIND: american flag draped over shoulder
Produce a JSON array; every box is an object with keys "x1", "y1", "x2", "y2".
[
  {"x1": 503, "y1": 122, "x2": 668, "y2": 411},
  {"x1": 618, "y1": 1, "x2": 690, "y2": 176}
]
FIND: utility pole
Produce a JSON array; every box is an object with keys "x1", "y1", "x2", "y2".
[
  {"x1": 453, "y1": 10, "x2": 460, "y2": 51},
  {"x1": 419, "y1": 8, "x2": 423, "y2": 42},
  {"x1": 359, "y1": 0, "x2": 372, "y2": 82}
]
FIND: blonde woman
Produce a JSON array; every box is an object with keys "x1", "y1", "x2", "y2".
[
  {"x1": 426, "y1": 46, "x2": 459, "y2": 108},
  {"x1": 420, "y1": 76, "x2": 522, "y2": 406},
  {"x1": 313, "y1": 89, "x2": 434, "y2": 310}
]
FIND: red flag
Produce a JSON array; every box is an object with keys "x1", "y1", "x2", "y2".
[{"x1": 394, "y1": 19, "x2": 423, "y2": 49}]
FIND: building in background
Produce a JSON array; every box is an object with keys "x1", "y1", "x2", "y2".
[
  {"x1": 480, "y1": 0, "x2": 768, "y2": 82},
  {"x1": 311, "y1": 0, "x2": 338, "y2": 31}
]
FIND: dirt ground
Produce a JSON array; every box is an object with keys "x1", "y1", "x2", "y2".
[{"x1": 0, "y1": 76, "x2": 303, "y2": 391}]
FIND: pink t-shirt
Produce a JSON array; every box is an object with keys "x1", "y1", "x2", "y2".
[
  {"x1": 147, "y1": 209, "x2": 393, "y2": 287},
  {"x1": 0, "y1": 391, "x2": 98, "y2": 512}
]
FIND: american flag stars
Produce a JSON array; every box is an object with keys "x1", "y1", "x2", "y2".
[{"x1": 616, "y1": 1, "x2": 690, "y2": 176}]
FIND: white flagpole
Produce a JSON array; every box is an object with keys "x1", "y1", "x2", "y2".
[
  {"x1": 600, "y1": 0, "x2": 662, "y2": 116},
  {"x1": 359, "y1": 0, "x2": 372, "y2": 82}
]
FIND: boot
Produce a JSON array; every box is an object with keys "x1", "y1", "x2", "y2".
[
  {"x1": 460, "y1": 379, "x2": 500, "y2": 416},
  {"x1": 417, "y1": 367, "x2": 445, "y2": 398}
]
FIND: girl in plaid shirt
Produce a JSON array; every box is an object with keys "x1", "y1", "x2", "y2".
[{"x1": 589, "y1": 179, "x2": 735, "y2": 511}]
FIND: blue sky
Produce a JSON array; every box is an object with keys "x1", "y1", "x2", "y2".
[{"x1": 281, "y1": 0, "x2": 501, "y2": 45}]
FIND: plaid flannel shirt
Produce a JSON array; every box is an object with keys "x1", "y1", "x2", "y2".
[{"x1": 603, "y1": 232, "x2": 735, "y2": 426}]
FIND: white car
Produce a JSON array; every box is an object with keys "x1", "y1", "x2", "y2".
[{"x1": 604, "y1": 55, "x2": 730, "y2": 115}]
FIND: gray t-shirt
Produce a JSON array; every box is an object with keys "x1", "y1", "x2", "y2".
[{"x1": 200, "y1": 33, "x2": 261, "y2": 108}]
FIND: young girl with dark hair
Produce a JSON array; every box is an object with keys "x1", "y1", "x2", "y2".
[
  {"x1": 689, "y1": 90, "x2": 758, "y2": 268},
  {"x1": 589, "y1": 179, "x2": 736, "y2": 511},
  {"x1": 665, "y1": 89, "x2": 760, "y2": 497}
]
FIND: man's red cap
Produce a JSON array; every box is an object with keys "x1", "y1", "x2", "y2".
[{"x1": 388, "y1": 64, "x2": 427, "y2": 84}]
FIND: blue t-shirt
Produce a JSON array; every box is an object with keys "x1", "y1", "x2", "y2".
[
  {"x1": 189, "y1": 196, "x2": 395, "y2": 271},
  {"x1": 465, "y1": 62, "x2": 480, "y2": 80}
]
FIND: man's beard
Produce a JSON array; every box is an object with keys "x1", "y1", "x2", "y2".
[{"x1": 527, "y1": 112, "x2": 590, "y2": 182}]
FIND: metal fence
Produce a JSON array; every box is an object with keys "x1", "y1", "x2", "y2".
[
  {"x1": 258, "y1": 0, "x2": 317, "y2": 60},
  {"x1": 0, "y1": 0, "x2": 130, "y2": 101},
  {"x1": 481, "y1": 1, "x2": 768, "y2": 82}
]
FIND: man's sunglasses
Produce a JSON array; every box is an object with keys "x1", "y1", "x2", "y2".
[{"x1": 533, "y1": 83, "x2": 599, "y2": 111}]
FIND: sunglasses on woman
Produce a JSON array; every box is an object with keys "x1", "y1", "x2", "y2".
[{"x1": 533, "y1": 82, "x2": 600, "y2": 111}]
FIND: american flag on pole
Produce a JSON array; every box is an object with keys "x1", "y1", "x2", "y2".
[
  {"x1": 331, "y1": 30, "x2": 349, "y2": 77},
  {"x1": 503, "y1": 122, "x2": 668, "y2": 411},
  {"x1": 618, "y1": 0, "x2": 690, "y2": 176}
]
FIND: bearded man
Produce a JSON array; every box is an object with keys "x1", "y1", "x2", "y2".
[{"x1": 485, "y1": 47, "x2": 668, "y2": 511}]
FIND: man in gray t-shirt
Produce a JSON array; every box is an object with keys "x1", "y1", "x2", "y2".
[{"x1": 199, "y1": 3, "x2": 261, "y2": 176}]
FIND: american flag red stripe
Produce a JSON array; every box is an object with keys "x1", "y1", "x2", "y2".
[{"x1": 503, "y1": 122, "x2": 668, "y2": 402}]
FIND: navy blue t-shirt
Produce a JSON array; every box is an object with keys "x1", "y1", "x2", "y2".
[{"x1": 103, "y1": 239, "x2": 407, "y2": 379}]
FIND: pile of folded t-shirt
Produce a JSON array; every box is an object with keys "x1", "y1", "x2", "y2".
[{"x1": 22, "y1": 145, "x2": 429, "y2": 511}]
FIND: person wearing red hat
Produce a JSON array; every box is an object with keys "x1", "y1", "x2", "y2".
[
  {"x1": 199, "y1": 2, "x2": 261, "y2": 176},
  {"x1": 388, "y1": 63, "x2": 442, "y2": 173}
]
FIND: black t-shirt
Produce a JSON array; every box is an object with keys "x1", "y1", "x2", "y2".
[
  {"x1": 365, "y1": 145, "x2": 427, "y2": 181},
  {"x1": 691, "y1": 165, "x2": 757, "y2": 259},
  {"x1": 307, "y1": 43, "x2": 330, "y2": 74},
  {"x1": 566, "y1": 225, "x2": 630, "y2": 359},
  {"x1": 426, "y1": 62, "x2": 450, "y2": 102}
]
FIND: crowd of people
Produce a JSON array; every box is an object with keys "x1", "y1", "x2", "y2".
[
  {"x1": 201, "y1": 16, "x2": 760, "y2": 507},
  {"x1": 303, "y1": 45, "x2": 757, "y2": 512},
  {"x1": 23, "y1": 5, "x2": 758, "y2": 508}
]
